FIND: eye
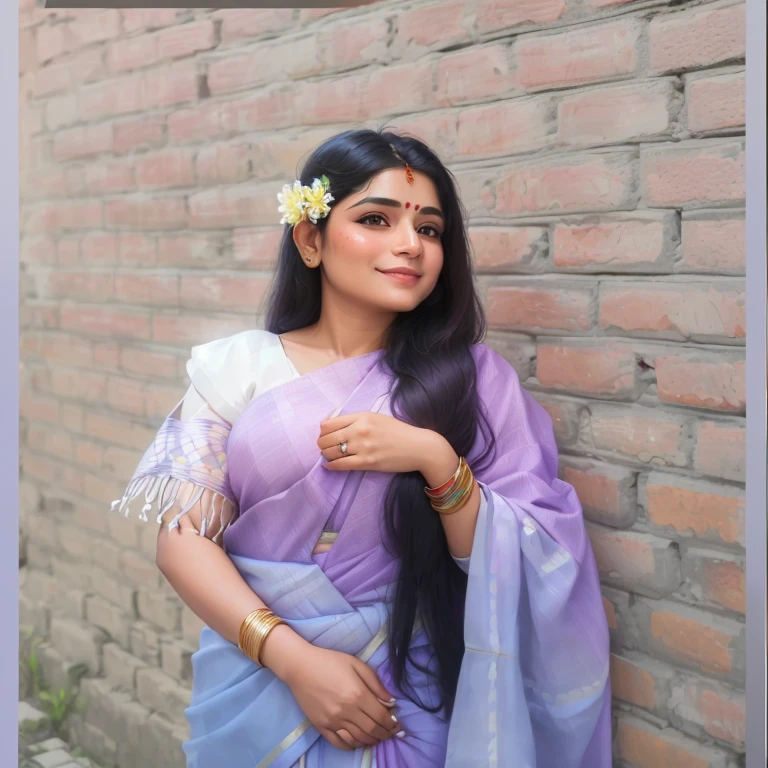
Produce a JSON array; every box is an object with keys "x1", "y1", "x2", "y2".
[
  {"x1": 358, "y1": 214, "x2": 443, "y2": 238},
  {"x1": 359, "y1": 213, "x2": 387, "y2": 227}
]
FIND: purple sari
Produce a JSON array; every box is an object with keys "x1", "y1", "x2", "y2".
[{"x1": 113, "y1": 336, "x2": 611, "y2": 767}]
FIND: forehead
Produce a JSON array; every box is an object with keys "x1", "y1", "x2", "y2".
[{"x1": 351, "y1": 168, "x2": 441, "y2": 206}]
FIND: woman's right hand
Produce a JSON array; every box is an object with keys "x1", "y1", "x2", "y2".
[{"x1": 280, "y1": 644, "x2": 402, "y2": 751}]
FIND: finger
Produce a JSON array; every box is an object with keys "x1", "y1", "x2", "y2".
[
  {"x1": 353, "y1": 659, "x2": 395, "y2": 704},
  {"x1": 335, "y1": 728, "x2": 364, "y2": 750},
  {"x1": 339, "y1": 722, "x2": 377, "y2": 747},
  {"x1": 351, "y1": 709, "x2": 398, "y2": 742},
  {"x1": 318, "y1": 727, "x2": 354, "y2": 752}
]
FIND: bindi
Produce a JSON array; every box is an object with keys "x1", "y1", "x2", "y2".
[{"x1": 404, "y1": 203, "x2": 422, "y2": 210}]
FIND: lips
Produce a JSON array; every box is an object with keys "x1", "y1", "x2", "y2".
[{"x1": 377, "y1": 269, "x2": 422, "y2": 277}]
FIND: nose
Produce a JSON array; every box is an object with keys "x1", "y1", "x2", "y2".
[{"x1": 394, "y1": 219, "x2": 423, "y2": 256}]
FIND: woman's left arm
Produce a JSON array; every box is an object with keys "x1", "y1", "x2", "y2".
[{"x1": 416, "y1": 432, "x2": 481, "y2": 560}]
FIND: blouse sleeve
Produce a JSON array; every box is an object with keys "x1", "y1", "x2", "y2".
[{"x1": 108, "y1": 331, "x2": 266, "y2": 545}]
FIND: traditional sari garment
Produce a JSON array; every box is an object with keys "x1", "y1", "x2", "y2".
[{"x1": 111, "y1": 330, "x2": 612, "y2": 768}]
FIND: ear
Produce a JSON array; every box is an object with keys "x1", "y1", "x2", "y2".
[{"x1": 293, "y1": 219, "x2": 322, "y2": 262}]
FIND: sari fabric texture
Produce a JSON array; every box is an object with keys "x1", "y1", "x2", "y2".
[{"x1": 112, "y1": 330, "x2": 611, "y2": 768}]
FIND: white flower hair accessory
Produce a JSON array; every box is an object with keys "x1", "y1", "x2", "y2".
[{"x1": 277, "y1": 175, "x2": 334, "y2": 226}]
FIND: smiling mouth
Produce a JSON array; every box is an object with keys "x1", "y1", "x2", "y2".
[{"x1": 377, "y1": 270, "x2": 422, "y2": 283}]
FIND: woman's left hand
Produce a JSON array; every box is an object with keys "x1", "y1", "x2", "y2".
[{"x1": 318, "y1": 412, "x2": 447, "y2": 476}]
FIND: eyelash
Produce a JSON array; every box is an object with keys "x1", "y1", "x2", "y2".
[{"x1": 357, "y1": 213, "x2": 442, "y2": 239}]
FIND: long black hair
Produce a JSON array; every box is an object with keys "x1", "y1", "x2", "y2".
[{"x1": 262, "y1": 127, "x2": 497, "y2": 717}]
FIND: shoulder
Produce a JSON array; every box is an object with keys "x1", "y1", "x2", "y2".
[{"x1": 185, "y1": 329, "x2": 282, "y2": 424}]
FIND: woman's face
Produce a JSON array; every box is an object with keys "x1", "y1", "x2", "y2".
[{"x1": 311, "y1": 168, "x2": 445, "y2": 314}]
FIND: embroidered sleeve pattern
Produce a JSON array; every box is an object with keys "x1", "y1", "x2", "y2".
[{"x1": 109, "y1": 415, "x2": 237, "y2": 543}]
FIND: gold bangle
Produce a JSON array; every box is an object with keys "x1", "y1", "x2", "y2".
[
  {"x1": 238, "y1": 608, "x2": 271, "y2": 653},
  {"x1": 239, "y1": 610, "x2": 285, "y2": 666},
  {"x1": 428, "y1": 461, "x2": 473, "y2": 505},
  {"x1": 432, "y1": 477, "x2": 477, "y2": 515}
]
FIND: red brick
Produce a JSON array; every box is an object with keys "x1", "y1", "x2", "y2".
[
  {"x1": 553, "y1": 212, "x2": 676, "y2": 272},
  {"x1": 66, "y1": 9, "x2": 121, "y2": 47},
  {"x1": 155, "y1": 21, "x2": 216, "y2": 62},
  {"x1": 394, "y1": 1, "x2": 469, "y2": 50},
  {"x1": 78, "y1": 76, "x2": 144, "y2": 121},
  {"x1": 362, "y1": 60, "x2": 436, "y2": 119},
  {"x1": 20, "y1": 393, "x2": 59, "y2": 425},
  {"x1": 679, "y1": 213, "x2": 745, "y2": 274},
  {"x1": 114, "y1": 274, "x2": 180, "y2": 307},
  {"x1": 456, "y1": 96, "x2": 553, "y2": 158},
  {"x1": 673, "y1": 677, "x2": 746, "y2": 749},
  {"x1": 645, "y1": 473, "x2": 745, "y2": 547},
  {"x1": 80, "y1": 232, "x2": 119, "y2": 267},
  {"x1": 105, "y1": 377, "x2": 147, "y2": 418},
  {"x1": 587, "y1": 523, "x2": 681, "y2": 597},
  {"x1": 230, "y1": 88, "x2": 298, "y2": 132},
  {"x1": 142, "y1": 64, "x2": 199, "y2": 109},
  {"x1": 532, "y1": 395, "x2": 583, "y2": 447},
  {"x1": 514, "y1": 19, "x2": 641, "y2": 90},
  {"x1": 57, "y1": 238, "x2": 80, "y2": 266},
  {"x1": 112, "y1": 115, "x2": 166, "y2": 154},
  {"x1": 48, "y1": 368, "x2": 107, "y2": 402},
  {"x1": 83, "y1": 161, "x2": 136, "y2": 195},
  {"x1": 85, "y1": 411, "x2": 156, "y2": 452},
  {"x1": 231, "y1": 229, "x2": 283, "y2": 270},
  {"x1": 179, "y1": 275, "x2": 270, "y2": 312},
  {"x1": 588, "y1": 0, "x2": 642, "y2": 5},
  {"x1": 641, "y1": 139, "x2": 744, "y2": 208},
  {"x1": 34, "y1": 62, "x2": 72, "y2": 98},
  {"x1": 135, "y1": 149, "x2": 196, "y2": 190},
  {"x1": 610, "y1": 653, "x2": 673, "y2": 712},
  {"x1": 487, "y1": 283, "x2": 595, "y2": 333},
  {"x1": 694, "y1": 420, "x2": 745, "y2": 482},
  {"x1": 645, "y1": 602, "x2": 743, "y2": 679},
  {"x1": 469, "y1": 227, "x2": 548, "y2": 271},
  {"x1": 21, "y1": 237, "x2": 57, "y2": 267},
  {"x1": 298, "y1": 74, "x2": 365, "y2": 124},
  {"x1": 603, "y1": 595, "x2": 617, "y2": 631},
  {"x1": 167, "y1": 102, "x2": 237, "y2": 143},
  {"x1": 195, "y1": 144, "x2": 254, "y2": 185},
  {"x1": 120, "y1": 347, "x2": 180, "y2": 381},
  {"x1": 389, "y1": 112, "x2": 458, "y2": 161},
  {"x1": 213, "y1": 9, "x2": 295, "y2": 42},
  {"x1": 616, "y1": 715, "x2": 731, "y2": 768},
  {"x1": 649, "y1": 3, "x2": 746, "y2": 75},
  {"x1": 105, "y1": 198, "x2": 187, "y2": 230},
  {"x1": 151, "y1": 314, "x2": 253, "y2": 346},
  {"x1": 108, "y1": 35, "x2": 156, "y2": 74},
  {"x1": 599, "y1": 282, "x2": 745, "y2": 343},
  {"x1": 35, "y1": 23, "x2": 68, "y2": 64},
  {"x1": 558, "y1": 80, "x2": 678, "y2": 147},
  {"x1": 45, "y1": 94, "x2": 78, "y2": 131},
  {"x1": 589, "y1": 404, "x2": 688, "y2": 468},
  {"x1": 47, "y1": 271, "x2": 115, "y2": 302},
  {"x1": 686, "y1": 69, "x2": 745, "y2": 133},
  {"x1": 120, "y1": 9, "x2": 182, "y2": 34},
  {"x1": 496, "y1": 149, "x2": 637, "y2": 216},
  {"x1": 93, "y1": 341, "x2": 120, "y2": 372},
  {"x1": 59, "y1": 307, "x2": 151, "y2": 341},
  {"x1": 54, "y1": 124, "x2": 113, "y2": 161},
  {"x1": 683, "y1": 548, "x2": 746, "y2": 615},
  {"x1": 536, "y1": 342, "x2": 641, "y2": 398},
  {"x1": 322, "y1": 16, "x2": 389, "y2": 70},
  {"x1": 157, "y1": 234, "x2": 226, "y2": 268},
  {"x1": 187, "y1": 185, "x2": 274, "y2": 229},
  {"x1": 476, "y1": 0, "x2": 567, "y2": 33},
  {"x1": 208, "y1": 38, "x2": 321, "y2": 95},
  {"x1": 25, "y1": 202, "x2": 103, "y2": 234},
  {"x1": 654, "y1": 351, "x2": 745, "y2": 413},
  {"x1": 436, "y1": 46, "x2": 515, "y2": 107},
  {"x1": 560, "y1": 458, "x2": 637, "y2": 528},
  {"x1": 118, "y1": 234, "x2": 157, "y2": 266}
]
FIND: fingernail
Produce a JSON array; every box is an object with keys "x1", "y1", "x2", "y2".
[
  {"x1": 378, "y1": 697, "x2": 397, "y2": 707},
  {"x1": 396, "y1": 731, "x2": 406, "y2": 739},
  {"x1": 391, "y1": 714, "x2": 398, "y2": 723}
]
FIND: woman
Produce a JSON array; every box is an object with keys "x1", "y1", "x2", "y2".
[{"x1": 111, "y1": 129, "x2": 612, "y2": 767}]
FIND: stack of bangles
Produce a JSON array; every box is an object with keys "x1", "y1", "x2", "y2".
[
  {"x1": 238, "y1": 608, "x2": 285, "y2": 666},
  {"x1": 424, "y1": 456, "x2": 476, "y2": 514}
]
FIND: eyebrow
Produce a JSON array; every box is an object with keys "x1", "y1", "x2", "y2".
[{"x1": 346, "y1": 196, "x2": 444, "y2": 221}]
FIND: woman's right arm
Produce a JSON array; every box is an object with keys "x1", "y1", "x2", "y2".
[{"x1": 153, "y1": 388, "x2": 401, "y2": 749}]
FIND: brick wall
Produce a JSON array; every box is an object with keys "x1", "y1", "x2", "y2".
[{"x1": 18, "y1": 2, "x2": 746, "y2": 766}]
